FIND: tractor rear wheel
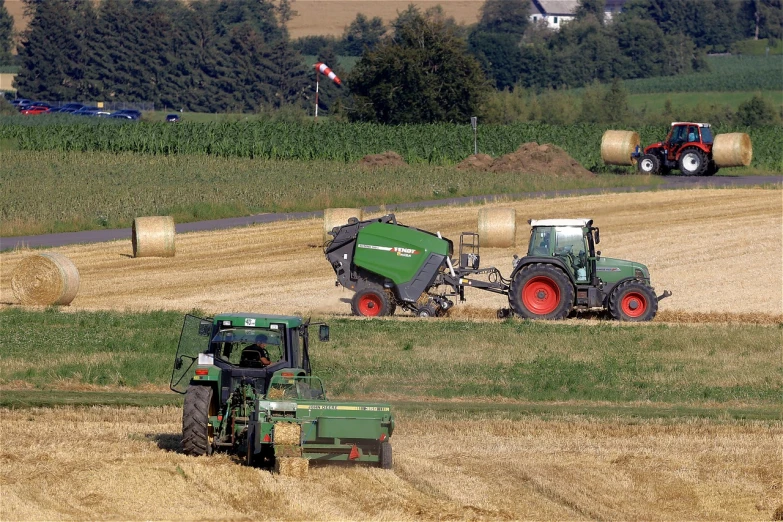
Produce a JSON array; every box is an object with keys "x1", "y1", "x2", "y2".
[
  {"x1": 509, "y1": 264, "x2": 574, "y2": 320},
  {"x1": 351, "y1": 286, "x2": 392, "y2": 317},
  {"x1": 704, "y1": 160, "x2": 719, "y2": 177},
  {"x1": 379, "y1": 441, "x2": 393, "y2": 469},
  {"x1": 637, "y1": 153, "x2": 661, "y2": 175},
  {"x1": 609, "y1": 281, "x2": 658, "y2": 322},
  {"x1": 678, "y1": 148, "x2": 708, "y2": 176},
  {"x1": 182, "y1": 385, "x2": 214, "y2": 456}
]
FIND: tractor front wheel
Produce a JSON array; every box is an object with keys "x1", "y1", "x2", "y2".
[
  {"x1": 379, "y1": 441, "x2": 393, "y2": 469},
  {"x1": 637, "y1": 153, "x2": 661, "y2": 175},
  {"x1": 609, "y1": 281, "x2": 658, "y2": 322},
  {"x1": 509, "y1": 264, "x2": 574, "y2": 320},
  {"x1": 182, "y1": 385, "x2": 214, "y2": 457},
  {"x1": 678, "y1": 148, "x2": 708, "y2": 176},
  {"x1": 351, "y1": 286, "x2": 392, "y2": 317}
]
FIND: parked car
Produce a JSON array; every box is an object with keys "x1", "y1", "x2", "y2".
[
  {"x1": 165, "y1": 113, "x2": 180, "y2": 123},
  {"x1": 72, "y1": 106, "x2": 100, "y2": 116},
  {"x1": 20, "y1": 105, "x2": 51, "y2": 115},
  {"x1": 11, "y1": 98, "x2": 32, "y2": 108},
  {"x1": 110, "y1": 109, "x2": 142, "y2": 120},
  {"x1": 53, "y1": 102, "x2": 85, "y2": 113}
]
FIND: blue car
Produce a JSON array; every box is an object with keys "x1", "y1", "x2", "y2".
[{"x1": 110, "y1": 109, "x2": 142, "y2": 120}]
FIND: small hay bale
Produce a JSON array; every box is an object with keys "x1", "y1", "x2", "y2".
[
  {"x1": 477, "y1": 208, "x2": 516, "y2": 248},
  {"x1": 601, "y1": 130, "x2": 640, "y2": 166},
  {"x1": 323, "y1": 208, "x2": 362, "y2": 242},
  {"x1": 274, "y1": 422, "x2": 301, "y2": 445},
  {"x1": 712, "y1": 132, "x2": 752, "y2": 167},
  {"x1": 11, "y1": 253, "x2": 80, "y2": 306},
  {"x1": 275, "y1": 457, "x2": 309, "y2": 478},
  {"x1": 132, "y1": 216, "x2": 175, "y2": 258}
]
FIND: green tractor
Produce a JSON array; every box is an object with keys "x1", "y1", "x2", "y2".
[
  {"x1": 170, "y1": 313, "x2": 394, "y2": 469},
  {"x1": 325, "y1": 215, "x2": 670, "y2": 321}
]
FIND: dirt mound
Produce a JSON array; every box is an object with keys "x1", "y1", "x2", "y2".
[
  {"x1": 359, "y1": 151, "x2": 407, "y2": 168},
  {"x1": 456, "y1": 153, "x2": 494, "y2": 171},
  {"x1": 458, "y1": 143, "x2": 593, "y2": 176}
]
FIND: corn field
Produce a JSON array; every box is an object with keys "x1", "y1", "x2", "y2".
[{"x1": 1, "y1": 120, "x2": 780, "y2": 172}]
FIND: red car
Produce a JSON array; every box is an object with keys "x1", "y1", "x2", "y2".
[{"x1": 20, "y1": 105, "x2": 51, "y2": 115}]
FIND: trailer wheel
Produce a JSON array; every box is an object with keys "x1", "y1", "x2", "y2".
[
  {"x1": 182, "y1": 385, "x2": 214, "y2": 456},
  {"x1": 351, "y1": 286, "x2": 392, "y2": 317},
  {"x1": 509, "y1": 264, "x2": 574, "y2": 320},
  {"x1": 678, "y1": 148, "x2": 707, "y2": 176},
  {"x1": 609, "y1": 281, "x2": 658, "y2": 322},
  {"x1": 379, "y1": 441, "x2": 393, "y2": 469}
]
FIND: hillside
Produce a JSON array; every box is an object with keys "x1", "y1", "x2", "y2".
[{"x1": 4, "y1": 0, "x2": 484, "y2": 38}]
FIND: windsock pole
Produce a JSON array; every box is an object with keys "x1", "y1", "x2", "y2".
[{"x1": 315, "y1": 69, "x2": 320, "y2": 121}]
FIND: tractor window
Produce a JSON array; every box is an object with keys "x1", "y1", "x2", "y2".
[
  {"x1": 528, "y1": 227, "x2": 553, "y2": 256},
  {"x1": 687, "y1": 126, "x2": 698, "y2": 143},
  {"x1": 700, "y1": 126, "x2": 713, "y2": 144},
  {"x1": 670, "y1": 126, "x2": 686, "y2": 144},
  {"x1": 555, "y1": 227, "x2": 589, "y2": 281},
  {"x1": 211, "y1": 328, "x2": 284, "y2": 367}
]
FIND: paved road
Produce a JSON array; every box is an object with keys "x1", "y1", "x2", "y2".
[{"x1": 2, "y1": 175, "x2": 779, "y2": 252}]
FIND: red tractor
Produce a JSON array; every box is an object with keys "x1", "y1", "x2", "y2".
[{"x1": 634, "y1": 122, "x2": 719, "y2": 176}]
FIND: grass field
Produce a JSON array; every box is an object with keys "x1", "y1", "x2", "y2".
[
  {"x1": 0, "y1": 149, "x2": 661, "y2": 237},
  {"x1": 627, "y1": 90, "x2": 783, "y2": 113}
]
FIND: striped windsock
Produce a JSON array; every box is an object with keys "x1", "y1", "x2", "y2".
[{"x1": 314, "y1": 62, "x2": 342, "y2": 86}]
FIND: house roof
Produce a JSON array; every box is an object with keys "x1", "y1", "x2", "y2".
[{"x1": 531, "y1": 0, "x2": 579, "y2": 16}]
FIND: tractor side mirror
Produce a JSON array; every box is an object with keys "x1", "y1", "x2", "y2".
[
  {"x1": 198, "y1": 322, "x2": 211, "y2": 336},
  {"x1": 594, "y1": 228, "x2": 600, "y2": 244},
  {"x1": 319, "y1": 325, "x2": 330, "y2": 342},
  {"x1": 174, "y1": 357, "x2": 183, "y2": 370}
]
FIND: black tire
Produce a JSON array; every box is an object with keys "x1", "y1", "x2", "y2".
[
  {"x1": 417, "y1": 303, "x2": 439, "y2": 318},
  {"x1": 608, "y1": 280, "x2": 658, "y2": 322},
  {"x1": 351, "y1": 285, "x2": 392, "y2": 317},
  {"x1": 379, "y1": 441, "x2": 392, "y2": 469},
  {"x1": 678, "y1": 147, "x2": 708, "y2": 176},
  {"x1": 182, "y1": 385, "x2": 214, "y2": 456},
  {"x1": 385, "y1": 290, "x2": 397, "y2": 316},
  {"x1": 704, "y1": 160, "x2": 719, "y2": 177},
  {"x1": 509, "y1": 263, "x2": 574, "y2": 320},
  {"x1": 637, "y1": 153, "x2": 661, "y2": 175}
]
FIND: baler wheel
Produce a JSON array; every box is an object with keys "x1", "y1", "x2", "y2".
[
  {"x1": 182, "y1": 385, "x2": 214, "y2": 456},
  {"x1": 380, "y1": 441, "x2": 393, "y2": 469},
  {"x1": 351, "y1": 286, "x2": 392, "y2": 317},
  {"x1": 608, "y1": 280, "x2": 658, "y2": 322},
  {"x1": 509, "y1": 263, "x2": 574, "y2": 320}
]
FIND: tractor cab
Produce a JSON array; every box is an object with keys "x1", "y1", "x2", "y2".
[
  {"x1": 526, "y1": 219, "x2": 597, "y2": 284},
  {"x1": 658, "y1": 122, "x2": 713, "y2": 161},
  {"x1": 170, "y1": 313, "x2": 329, "y2": 403}
]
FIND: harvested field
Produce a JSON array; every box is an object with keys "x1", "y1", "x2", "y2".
[
  {"x1": 0, "y1": 189, "x2": 780, "y2": 319},
  {"x1": 0, "y1": 406, "x2": 779, "y2": 520}
]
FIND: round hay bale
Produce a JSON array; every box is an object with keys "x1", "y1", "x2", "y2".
[
  {"x1": 275, "y1": 457, "x2": 309, "y2": 478},
  {"x1": 132, "y1": 216, "x2": 175, "y2": 258},
  {"x1": 712, "y1": 132, "x2": 752, "y2": 167},
  {"x1": 601, "y1": 130, "x2": 640, "y2": 166},
  {"x1": 323, "y1": 208, "x2": 362, "y2": 242},
  {"x1": 477, "y1": 208, "x2": 516, "y2": 248},
  {"x1": 11, "y1": 253, "x2": 80, "y2": 306}
]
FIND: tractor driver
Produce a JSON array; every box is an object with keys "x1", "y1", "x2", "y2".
[{"x1": 240, "y1": 335, "x2": 272, "y2": 368}]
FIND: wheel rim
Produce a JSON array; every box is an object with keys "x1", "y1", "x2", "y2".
[
  {"x1": 620, "y1": 292, "x2": 648, "y2": 318},
  {"x1": 640, "y1": 158, "x2": 654, "y2": 172},
  {"x1": 682, "y1": 152, "x2": 701, "y2": 172},
  {"x1": 358, "y1": 293, "x2": 382, "y2": 316},
  {"x1": 522, "y1": 276, "x2": 561, "y2": 315}
]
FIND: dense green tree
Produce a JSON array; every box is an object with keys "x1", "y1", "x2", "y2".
[
  {"x1": 468, "y1": 31, "x2": 523, "y2": 90},
  {"x1": 0, "y1": 0, "x2": 14, "y2": 65},
  {"x1": 348, "y1": 6, "x2": 489, "y2": 124},
  {"x1": 340, "y1": 13, "x2": 385, "y2": 56},
  {"x1": 476, "y1": 0, "x2": 530, "y2": 36},
  {"x1": 735, "y1": 94, "x2": 777, "y2": 125},
  {"x1": 15, "y1": 0, "x2": 96, "y2": 99},
  {"x1": 612, "y1": 15, "x2": 675, "y2": 78},
  {"x1": 575, "y1": 0, "x2": 606, "y2": 24}
]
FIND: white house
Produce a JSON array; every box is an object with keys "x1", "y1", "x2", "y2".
[{"x1": 529, "y1": 0, "x2": 628, "y2": 29}]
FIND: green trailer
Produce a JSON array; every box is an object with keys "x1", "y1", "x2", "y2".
[{"x1": 170, "y1": 313, "x2": 394, "y2": 469}]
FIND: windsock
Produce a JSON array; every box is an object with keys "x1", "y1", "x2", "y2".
[{"x1": 314, "y1": 62, "x2": 341, "y2": 86}]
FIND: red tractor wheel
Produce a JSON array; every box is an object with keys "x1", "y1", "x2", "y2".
[
  {"x1": 609, "y1": 280, "x2": 658, "y2": 322},
  {"x1": 678, "y1": 148, "x2": 708, "y2": 176},
  {"x1": 509, "y1": 263, "x2": 574, "y2": 320},
  {"x1": 351, "y1": 287, "x2": 392, "y2": 317}
]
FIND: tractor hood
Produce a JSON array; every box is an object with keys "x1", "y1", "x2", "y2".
[{"x1": 595, "y1": 257, "x2": 650, "y2": 283}]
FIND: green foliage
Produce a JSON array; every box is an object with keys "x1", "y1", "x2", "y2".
[
  {"x1": 732, "y1": 37, "x2": 783, "y2": 55},
  {"x1": 0, "y1": 0, "x2": 13, "y2": 65},
  {"x1": 339, "y1": 13, "x2": 385, "y2": 56},
  {"x1": 348, "y1": 6, "x2": 490, "y2": 124},
  {"x1": 735, "y1": 94, "x2": 779, "y2": 125},
  {"x1": 476, "y1": 0, "x2": 530, "y2": 36}
]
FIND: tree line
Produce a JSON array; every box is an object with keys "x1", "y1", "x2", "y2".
[{"x1": 1, "y1": 0, "x2": 780, "y2": 124}]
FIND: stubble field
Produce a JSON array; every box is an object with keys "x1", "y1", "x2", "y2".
[{"x1": 1, "y1": 187, "x2": 781, "y2": 521}]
